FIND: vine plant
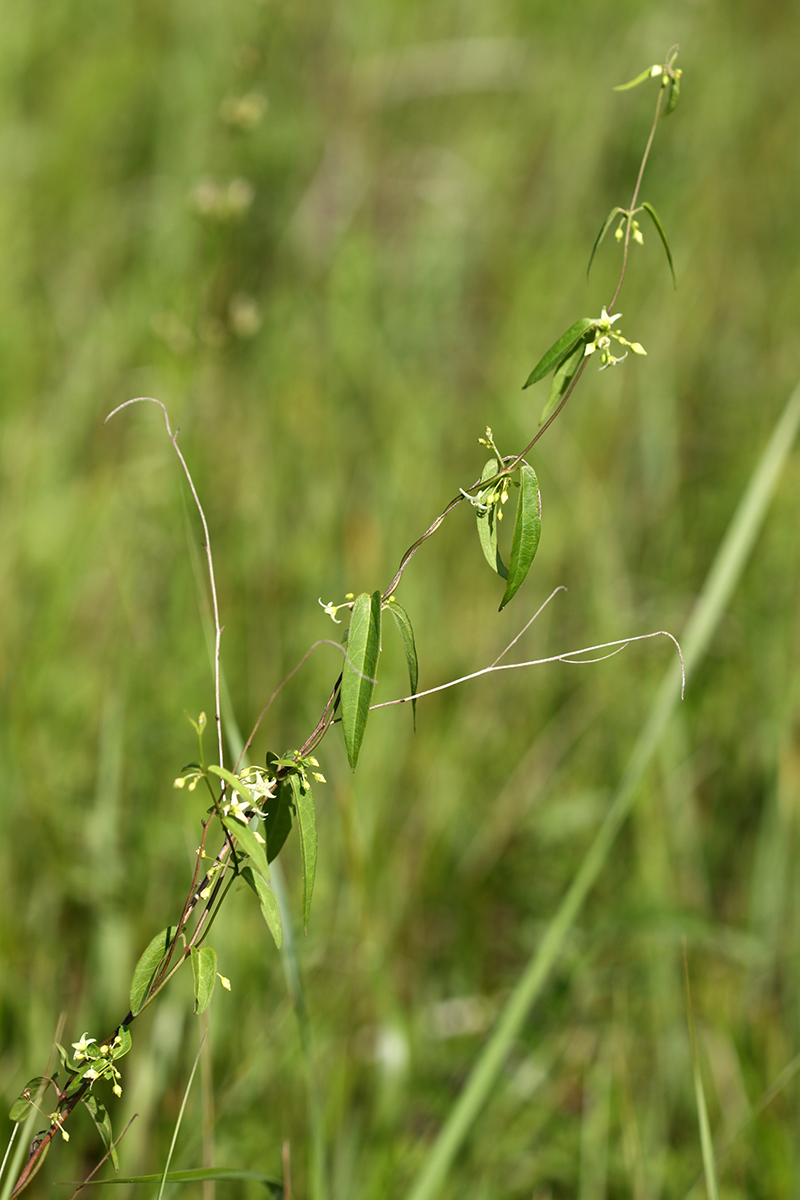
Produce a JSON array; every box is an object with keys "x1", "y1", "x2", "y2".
[{"x1": 2, "y1": 49, "x2": 682, "y2": 1198}]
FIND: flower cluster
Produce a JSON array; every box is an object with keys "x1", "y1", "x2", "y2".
[
  {"x1": 584, "y1": 308, "x2": 647, "y2": 370},
  {"x1": 70, "y1": 1030, "x2": 126, "y2": 1098}
]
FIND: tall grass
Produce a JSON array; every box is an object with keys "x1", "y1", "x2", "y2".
[{"x1": 2, "y1": 2, "x2": 800, "y2": 1196}]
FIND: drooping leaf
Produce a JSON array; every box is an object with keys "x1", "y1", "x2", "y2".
[
  {"x1": 587, "y1": 206, "x2": 627, "y2": 278},
  {"x1": 264, "y1": 764, "x2": 294, "y2": 862},
  {"x1": 249, "y1": 869, "x2": 283, "y2": 949},
  {"x1": 207, "y1": 764, "x2": 258, "y2": 809},
  {"x1": 523, "y1": 318, "x2": 593, "y2": 389},
  {"x1": 663, "y1": 72, "x2": 681, "y2": 115},
  {"x1": 84, "y1": 1094, "x2": 119, "y2": 1171},
  {"x1": 613, "y1": 64, "x2": 659, "y2": 91},
  {"x1": 222, "y1": 814, "x2": 270, "y2": 883},
  {"x1": 475, "y1": 457, "x2": 509, "y2": 580},
  {"x1": 499, "y1": 465, "x2": 542, "y2": 611},
  {"x1": 341, "y1": 591, "x2": 381, "y2": 769},
  {"x1": 9, "y1": 1078, "x2": 51, "y2": 1122},
  {"x1": 640, "y1": 201, "x2": 676, "y2": 287},
  {"x1": 190, "y1": 945, "x2": 217, "y2": 1015},
  {"x1": 290, "y1": 774, "x2": 317, "y2": 932},
  {"x1": 129, "y1": 926, "x2": 178, "y2": 1016},
  {"x1": 539, "y1": 340, "x2": 586, "y2": 427},
  {"x1": 384, "y1": 599, "x2": 420, "y2": 727}
]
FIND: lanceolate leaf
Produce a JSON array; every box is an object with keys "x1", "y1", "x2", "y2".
[
  {"x1": 207, "y1": 764, "x2": 256, "y2": 808},
  {"x1": 499, "y1": 466, "x2": 541, "y2": 611},
  {"x1": 587, "y1": 206, "x2": 626, "y2": 278},
  {"x1": 613, "y1": 65, "x2": 658, "y2": 91},
  {"x1": 222, "y1": 814, "x2": 270, "y2": 883},
  {"x1": 523, "y1": 318, "x2": 593, "y2": 389},
  {"x1": 290, "y1": 774, "x2": 317, "y2": 932},
  {"x1": 385, "y1": 598, "x2": 420, "y2": 727},
  {"x1": 539, "y1": 341, "x2": 585, "y2": 427},
  {"x1": 129, "y1": 926, "x2": 177, "y2": 1016},
  {"x1": 190, "y1": 945, "x2": 217, "y2": 1014},
  {"x1": 640, "y1": 201, "x2": 676, "y2": 287},
  {"x1": 341, "y1": 591, "x2": 381, "y2": 769},
  {"x1": 84, "y1": 1094, "x2": 119, "y2": 1171},
  {"x1": 264, "y1": 765, "x2": 293, "y2": 862},
  {"x1": 249, "y1": 869, "x2": 283, "y2": 949},
  {"x1": 475, "y1": 457, "x2": 509, "y2": 580}
]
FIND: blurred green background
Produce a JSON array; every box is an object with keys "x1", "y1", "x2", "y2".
[{"x1": 3, "y1": 0, "x2": 800, "y2": 1196}]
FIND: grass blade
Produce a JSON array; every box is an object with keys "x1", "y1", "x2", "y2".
[
  {"x1": 402, "y1": 378, "x2": 800, "y2": 1200},
  {"x1": 684, "y1": 949, "x2": 720, "y2": 1200}
]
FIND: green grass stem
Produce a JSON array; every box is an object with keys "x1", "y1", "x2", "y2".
[{"x1": 404, "y1": 379, "x2": 800, "y2": 1200}]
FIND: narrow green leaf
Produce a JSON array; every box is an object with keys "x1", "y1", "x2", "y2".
[
  {"x1": 640, "y1": 201, "x2": 676, "y2": 288},
  {"x1": 207, "y1": 763, "x2": 256, "y2": 808},
  {"x1": 190, "y1": 945, "x2": 218, "y2": 1015},
  {"x1": 264, "y1": 765, "x2": 294, "y2": 862},
  {"x1": 586, "y1": 206, "x2": 626, "y2": 278},
  {"x1": 341, "y1": 591, "x2": 381, "y2": 769},
  {"x1": 290, "y1": 774, "x2": 317, "y2": 932},
  {"x1": 222, "y1": 814, "x2": 270, "y2": 883},
  {"x1": 250, "y1": 869, "x2": 283, "y2": 949},
  {"x1": 86, "y1": 1166, "x2": 283, "y2": 1192},
  {"x1": 385, "y1": 599, "x2": 420, "y2": 727},
  {"x1": 129, "y1": 926, "x2": 177, "y2": 1016},
  {"x1": 685, "y1": 960, "x2": 720, "y2": 1200},
  {"x1": 523, "y1": 318, "x2": 593, "y2": 389},
  {"x1": 663, "y1": 73, "x2": 681, "y2": 116},
  {"x1": 539, "y1": 341, "x2": 585, "y2": 427},
  {"x1": 9, "y1": 1079, "x2": 51, "y2": 1123},
  {"x1": 499, "y1": 466, "x2": 541, "y2": 611},
  {"x1": 613, "y1": 64, "x2": 658, "y2": 91},
  {"x1": 475, "y1": 457, "x2": 509, "y2": 581},
  {"x1": 83, "y1": 1095, "x2": 119, "y2": 1172}
]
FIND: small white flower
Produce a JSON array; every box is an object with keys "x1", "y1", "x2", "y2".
[
  {"x1": 72, "y1": 1033, "x2": 96, "y2": 1062},
  {"x1": 319, "y1": 598, "x2": 342, "y2": 624}
]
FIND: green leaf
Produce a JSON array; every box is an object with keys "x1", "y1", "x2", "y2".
[
  {"x1": 85, "y1": 1166, "x2": 283, "y2": 1193},
  {"x1": 190, "y1": 945, "x2": 218, "y2": 1014},
  {"x1": 289, "y1": 774, "x2": 317, "y2": 932},
  {"x1": 264, "y1": 765, "x2": 294, "y2": 862},
  {"x1": 663, "y1": 72, "x2": 681, "y2": 115},
  {"x1": 129, "y1": 926, "x2": 177, "y2": 1016},
  {"x1": 539, "y1": 340, "x2": 585, "y2": 427},
  {"x1": 222, "y1": 813, "x2": 270, "y2": 882},
  {"x1": 640, "y1": 201, "x2": 676, "y2": 288},
  {"x1": 207, "y1": 763, "x2": 257, "y2": 808},
  {"x1": 586, "y1": 206, "x2": 626, "y2": 278},
  {"x1": 499, "y1": 466, "x2": 541, "y2": 611},
  {"x1": 112, "y1": 1026, "x2": 132, "y2": 1060},
  {"x1": 384, "y1": 598, "x2": 420, "y2": 727},
  {"x1": 523, "y1": 318, "x2": 593, "y2": 389},
  {"x1": 9, "y1": 1078, "x2": 51, "y2": 1122},
  {"x1": 341, "y1": 591, "x2": 381, "y2": 769},
  {"x1": 613, "y1": 64, "x2": 658, "y2": 91},
  {"x1": 250, "y1": 868, "x2": 283, "y2": 949},
  {"x1": 475, "y1": 457, "x2": 509, "y2": 581},
  {"x1": 84, "y1": 1094, "x2": 119, "y2": 1171}
]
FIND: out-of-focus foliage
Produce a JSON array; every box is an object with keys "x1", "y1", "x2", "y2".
[{"x1": 2, "y1": 1, "x2": 800, "y2": 1196}]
